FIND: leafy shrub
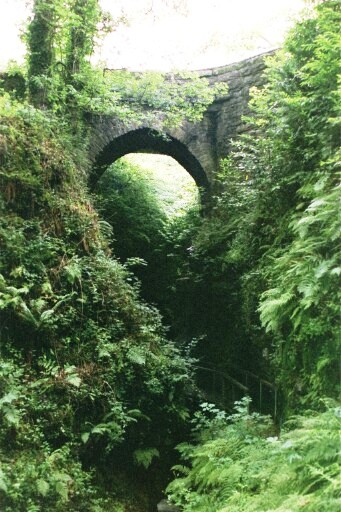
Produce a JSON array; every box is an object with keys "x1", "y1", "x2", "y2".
[
  {"x1": 160, "y1": 0, "x2": 341, "y2": 413},
  {"x1": 167, "y1": 399, "x2": 341, "y2": 512},
  {"x1": 94, "y1": 159, "x2": 166, "y2": 263},
  {"x1": 0, "y1": 92, "x2": 194, "y2": 510}
]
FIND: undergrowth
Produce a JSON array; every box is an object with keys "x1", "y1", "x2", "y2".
[
  {"x1": 0, "y1": 93, "x2": 194, "y2": 511},
  {"x1": 167, "y1": 398, "x2": 341, "y2": 512}
]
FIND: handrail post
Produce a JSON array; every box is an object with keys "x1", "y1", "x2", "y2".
[{"x1": 259, "y1": 381, "x2": 262, "y2": 414}]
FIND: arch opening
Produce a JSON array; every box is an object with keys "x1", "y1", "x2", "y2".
[
  {"x1": 123, "y1": 153, "x2": 198, "y2": 217},
  {"x1": 90, "y1": 128, "x2": 210, "y2": 195}
]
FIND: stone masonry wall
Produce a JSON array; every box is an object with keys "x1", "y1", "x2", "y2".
[{"x1": 89, "y1": 50, "x2": 275, "y2": 185}]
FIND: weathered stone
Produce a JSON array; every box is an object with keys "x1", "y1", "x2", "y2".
[
  {"x1": 88, "y1": 50, "x2": 274, "y2": 190},
  {"x1": 157, "y1": 499, "x2": 180, "y2": 512}
]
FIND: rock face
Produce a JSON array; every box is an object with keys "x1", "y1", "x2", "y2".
[
  {"x1": 88, "y1": 50, "x2": 275, "y2": 189},
  {"x1": 157, "y1": 499, "x2": 180, "y2": 512}
]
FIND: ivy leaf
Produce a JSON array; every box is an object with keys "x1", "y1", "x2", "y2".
[
  {"x1": 55, "y1": 480, "x2": 68, "y2": 500},
  {"x1": 65, "y1": 366, "x2": 82, "y2": 387},
  {"x1": 37, "y1": 479, "x2": 50, "y2": 497},
  {"x1": 66, "y1": 374, "x2": 82, "y2": 387},
  {"x1": 40, "y1": 308, "x2": 55, "y2": 322},
  {"x1": 314, "y1": 260, "x2": 333, "y2": 279},
  {"x1": 81, "y1": 432, "x2": 90, "y2": 444},
  {"x1": 54, "y1": 472, "x2": 72, "y2": 501},
  {"x1": 64, "y1": 258, "x2": 82, "y2": 284}
]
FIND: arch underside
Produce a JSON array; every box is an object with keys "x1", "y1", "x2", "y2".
[{"x1": 90, "y1": 128, "x2": 209, "y2": 192}]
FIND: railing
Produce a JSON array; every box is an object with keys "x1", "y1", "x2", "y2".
[
  {"x1": 194, "y1": 363, "x2": 278, "y2": 420},
  {"x1": 235, "y1": 367, "x2": 278, "y2": 419}
]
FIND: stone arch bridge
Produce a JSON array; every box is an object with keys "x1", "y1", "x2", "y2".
[{"x1": 88, "y1": 51, "x2": 274, "y2": 192}]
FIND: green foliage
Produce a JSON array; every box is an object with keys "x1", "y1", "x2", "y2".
[
  {"x1": 20, "y1": 0, "x2": 225, "y2": 129},
  {"x1": 0, "y1": 91, "x2": 194, "y2": 510},
  {"x1": 0, "y1": 354, "x2": 128, "y2": 512},
  {"x1": 94, "y1": 159, "x2": 166, "y2": 262},
  {"x1": 167, "y1": 400, "x2": 341, "y2": 512},
  {"x1": 64, "y1": 0, "x2": 105, "y2": 77},
  {"x1": 93, "y1": 158, "x2": 172, "y2": 307},
  {"x1": 253, "y1": 0, "x2": 341, "y2": 408},
  {"x1": 26, "y1": 0, "x2": 56, "y2": 106},
  {"x1": 25, "y1": 0, "x2": 111, "y2": 109},
  {"x1": 1, "y1": 0, "x2": 340, "y2": 509},
  {"x1": 105, "y1": 69, "x2": 228, "y2": 127},
  {"x1": 133, "y1": 447, "x2": 160, "y2": 469},
  {"x1": 161, "y1": 0, "x2": 340, "y2": 413}
]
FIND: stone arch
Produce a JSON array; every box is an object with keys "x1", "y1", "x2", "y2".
[{"x1": 89, "y1": 128, "x2": 210, "y2": 192}]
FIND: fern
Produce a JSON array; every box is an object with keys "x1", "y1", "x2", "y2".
[
  {"x1": 133, "y1": 447, "x2": 160, "y2": 469},
  {"x1": 167, "y1": 403, "x2": 341, "y2": 512}
]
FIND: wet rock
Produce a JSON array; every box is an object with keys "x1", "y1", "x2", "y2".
[{"x1": 157, "y1": 499, "x2": 180, "y2": 511}]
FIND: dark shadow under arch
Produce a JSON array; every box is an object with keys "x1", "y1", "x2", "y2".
[{"x1": 90, "y1": 128, "x2": 210, "y2": 194}]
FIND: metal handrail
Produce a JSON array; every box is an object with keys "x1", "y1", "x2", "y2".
[
  {"x1": 194, "y1": 363, "x2": 278, "y2": 419},
  {"x1": 193, "y1": 365, "x2": 249, "y2": 393}
]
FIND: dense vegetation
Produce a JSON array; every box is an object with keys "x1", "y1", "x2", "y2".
[
  {"x1": 0, "y1": 1, "x2": 210, "y2": 510},
  {"x1": 0, "y1": 93, "x2": 199, "y2": 511},
  {"x1": 164, "y1": 2, "x2": 341, "y2": 509},
  {"x1": 0, "y1": 0, "x2": 339, "y2": 511},
  {"x1": 167, "y1": 398, "x2": 341, "y2": 511},
  {"x1": 157, "y1": 0, "x2": 341, "y2": 415}
]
